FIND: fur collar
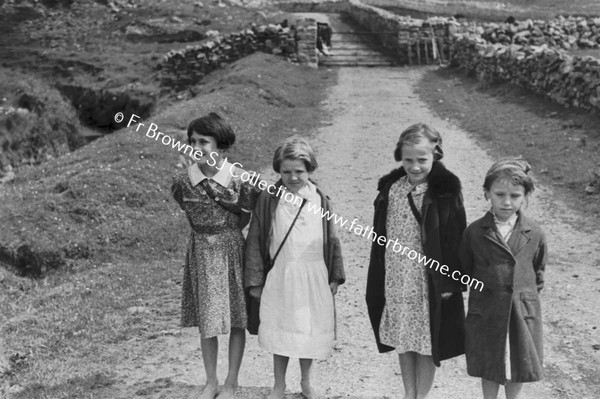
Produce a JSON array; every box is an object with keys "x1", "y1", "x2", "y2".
[{"x1": 377, "y1": 161, "x2": 462, "y2": 198}]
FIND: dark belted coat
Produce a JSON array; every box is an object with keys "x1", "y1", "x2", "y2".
[
  {"x1": 459, "y1": 211, "x2": 547, "y2": 384},
  {"x1": 366, "y1": 161, "x2": 467, "y2": 366}
]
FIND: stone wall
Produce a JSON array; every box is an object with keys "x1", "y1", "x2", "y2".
[
  {"x1": 160, "y1": 20, "x2": 318, "y2": 89},
  {"x1": 344, "y1": 0, "x2": 454, "y2": 65},
  {"x1": 277, "y1": 0, "x2": 349, "y2": 13},
  {"x1": 473, "y1": 16, "x2": 600, "y2": 50},
  {"x1": 343, "y1": 0, "x2": 600, "y2": 112},
  {"x1": 451, "y1": 34, "x2": 600, "y2": 112},
  {"x1": 363, "y1": 0, "x2": 558, "y2": 22}
]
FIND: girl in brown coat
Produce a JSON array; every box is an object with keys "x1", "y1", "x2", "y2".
[{"x1": 459, "y1": 158, "x2": 548, "y2": 399}]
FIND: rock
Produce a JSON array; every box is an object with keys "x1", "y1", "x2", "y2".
[
  {"x1": 585, "y1": 182, "x2": 597, "y2": 194},
  {"x1": 0, "y1": 170, "x2": 16, "y2": 184},
  {"x1": 127, "y1": 306, "x2": 150, "y2": 314}
]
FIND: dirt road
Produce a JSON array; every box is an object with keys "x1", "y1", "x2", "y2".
[
  {"x1": 101, "y1": 65, "x2": 600, "y2": 399},
  {"x1": 305, "y1": 66, "x2": 600, "y2": 399}
]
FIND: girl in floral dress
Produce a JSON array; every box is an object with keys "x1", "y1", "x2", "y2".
[
  {"x1": 366, "y1": 123, "x2": 467, "y2": 399},
  {"x1": 171, "y1": 112, "x2": 259, "y2": 399}
]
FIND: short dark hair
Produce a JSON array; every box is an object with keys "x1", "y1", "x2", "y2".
[
  {"x1": 394, "y1": 123, "x2": 443, "y2": 162},
  {"x1": 187, "y1": 112, "x2": 236, "y2": 150}
]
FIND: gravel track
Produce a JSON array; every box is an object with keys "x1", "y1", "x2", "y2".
[{"x1": 102, "y1": 65, "x2": 600, "y2": 399}]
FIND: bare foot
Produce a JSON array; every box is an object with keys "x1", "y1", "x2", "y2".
[
  {"x1": 217, "y1": 385, "x2": 237, "y2": 399},
  {"x1": 198, "y1": 382, "x2": 219, "y2": 399},
  {"x1": 300, "y1": 381, "x2": 320, "y2": 399},
  {"x1": 265, "y1": 384, "x2": 286, "y2": 399}
]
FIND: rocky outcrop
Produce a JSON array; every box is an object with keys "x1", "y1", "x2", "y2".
[
  {"x1": 0, "y1": 73, "x2": 90, "y2": 178},
  {"x1": 57, "y1": 84, "x2": 156, "y2": 130}
]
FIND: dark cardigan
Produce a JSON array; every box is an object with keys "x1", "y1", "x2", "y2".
[
  {"x1": 245, "y1": 180, "x2": 346, "y2": 290},
  {"x1": 366, "y1": 161, "x2": 467, "y2": 366}
]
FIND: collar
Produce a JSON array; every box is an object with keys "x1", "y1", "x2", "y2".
[
  {"x1": 493, "y1": 211, "x2": 518, "y2": 228},
  {"x1": 297, "y1": 181, "x2": 315, "y2": 199},
  {"x1": 188, "y1": 160, "x2": 233, "y2": 188},
  {"x1": 280, "y1": 181, "x2": 314, "y2": 201}
]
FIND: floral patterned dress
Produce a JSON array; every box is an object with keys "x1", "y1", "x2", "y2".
[
  {"x1": 379, "y1": 176, "x2": 431, "y2": 355},
  {"x1": 172, "y1": 162, "x2": 259, "y2": 338}
]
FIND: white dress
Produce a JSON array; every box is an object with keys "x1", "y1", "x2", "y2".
[{"x1": 258, "y1": 182, "x2": 335, "y2": 359}]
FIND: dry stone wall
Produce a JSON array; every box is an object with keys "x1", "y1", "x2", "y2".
[
  {"x1": 474, "y1": 16, "x2": 600, "y2": 50},
  {"x1": 344, "y1": 0, "x2": 454, "y2": 65},
  {"x1": 451, "y1": 31, "x2": 600, "y2": 112},
  {"x1": 342, "y1": 0, "x2": 600, "y2": 112},
  {"x1": 160, "y1": 21, "x2": 317, "y2": 89}
]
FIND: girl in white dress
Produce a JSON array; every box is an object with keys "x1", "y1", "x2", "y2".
[{"x1": 245, "y1": 136, "x2": 346, "y2": 399}]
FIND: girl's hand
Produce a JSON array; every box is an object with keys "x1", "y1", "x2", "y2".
[
  {"x1": 441, "y1": 292, "x2": 453, "y2": 300},
  {"x1": 329, "y1": 282, "x2": 339, "y2": 296},
  {"x1": 249, "y1": 286, "x2": 263, "y2": 299}
]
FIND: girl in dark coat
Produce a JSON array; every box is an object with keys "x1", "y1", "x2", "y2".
[
  {"x1": 366, "y1": 123, "x2": 466, "y2": 399},
  {"x1": 459, "y1": 158, "x2": 547, "y2": 399}
]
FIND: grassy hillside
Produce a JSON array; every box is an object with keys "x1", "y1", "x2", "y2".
[
  {"x1": 0, "y1": 53, "x2": 336, "y2": 276},
  {"x1": 0, "y1": 52, "x2": 336, "y2": 397}
]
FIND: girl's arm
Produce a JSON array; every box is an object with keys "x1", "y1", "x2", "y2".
[
  {"x1": 171, "y1": 178, "x2": 184, "y2": 210},
  {"x1": 533, "y1": 230, "x2": 548, "y2": 292},
  {"x1": 238, "y1": 211, "x2": 251, "y2": 230},
  {"x1": 239, "y1": 173, "x2": 261, "y2": 229},
  {"x1": 325, "y1": 199, "x2": 346, "y2": 286},
  {"x1": 329, "y1": 282, "x2": 339, "y2": 295},
  {"x1": 244, "y1": 207, "x2": 266, "y2": 292},
  {"x1": 440, "y1": 193, "x2": 468, "y2": 293},
  {"x1": 458, "y1": 229, "x2": 475, "y2": 289}
]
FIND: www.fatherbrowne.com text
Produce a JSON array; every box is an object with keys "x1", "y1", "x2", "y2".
[{"x1": 118, "y1": 111, "x2": 484, "y2": 292}]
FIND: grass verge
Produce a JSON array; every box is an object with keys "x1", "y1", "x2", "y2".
[{"x1": 0, "y1": 53, "x2": 336, "y2": 276}]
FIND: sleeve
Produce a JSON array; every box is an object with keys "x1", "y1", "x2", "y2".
[
  {"x1": 244, "y1": 200, "x2": 266, "y2": 289},
  {"x1": 440, "y1": 193, "x2": 468, "y2": 292},
  {"x1": 458, "y1": 228, "x2": 475, "y2": 290},
  {"x1": 533, "y1": 229, "x2": 547, "y2": 292},
  {"x1": 326, "y1": 199, "x2": 346, "y2": 285},
  {"x1": 171, "y1": 176, "x2": 185, "y2": 210},
  {"x1": 239, "y1": 171, "x2": 261, "y2": 213}
]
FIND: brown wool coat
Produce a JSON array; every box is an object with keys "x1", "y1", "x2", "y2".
[
  {"x1": 459, "y1": 211, "x2": 547, "y2": 384},
  {"x1": 366, "y1": 162, "x2": 467, "y2": 366}
]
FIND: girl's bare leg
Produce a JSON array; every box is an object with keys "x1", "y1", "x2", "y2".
[
  {"x1": 220, "y1": 327, "x2": 246, "y2": 398},
  {"x1": 505, "y1": 382, "x2": 524, "y2": 399},
  {"x1": 415, "y1": 354, "x2": 436, "y2": 399},
  {"x1": 299, "y1": 358, "x2": 319, "y2": 399},
  {"x1": 481, "y1": 378, "x2": 500, "y2": 399},
  {"x1": 266, "y1": 354, "x2": 289, "y2": 399},
  {"x1": 399, "y1": 352, "x2": 417, "y2": 399},
  {"x1": 200, "y1": 336, "x2": 219, "y2": 399}
]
